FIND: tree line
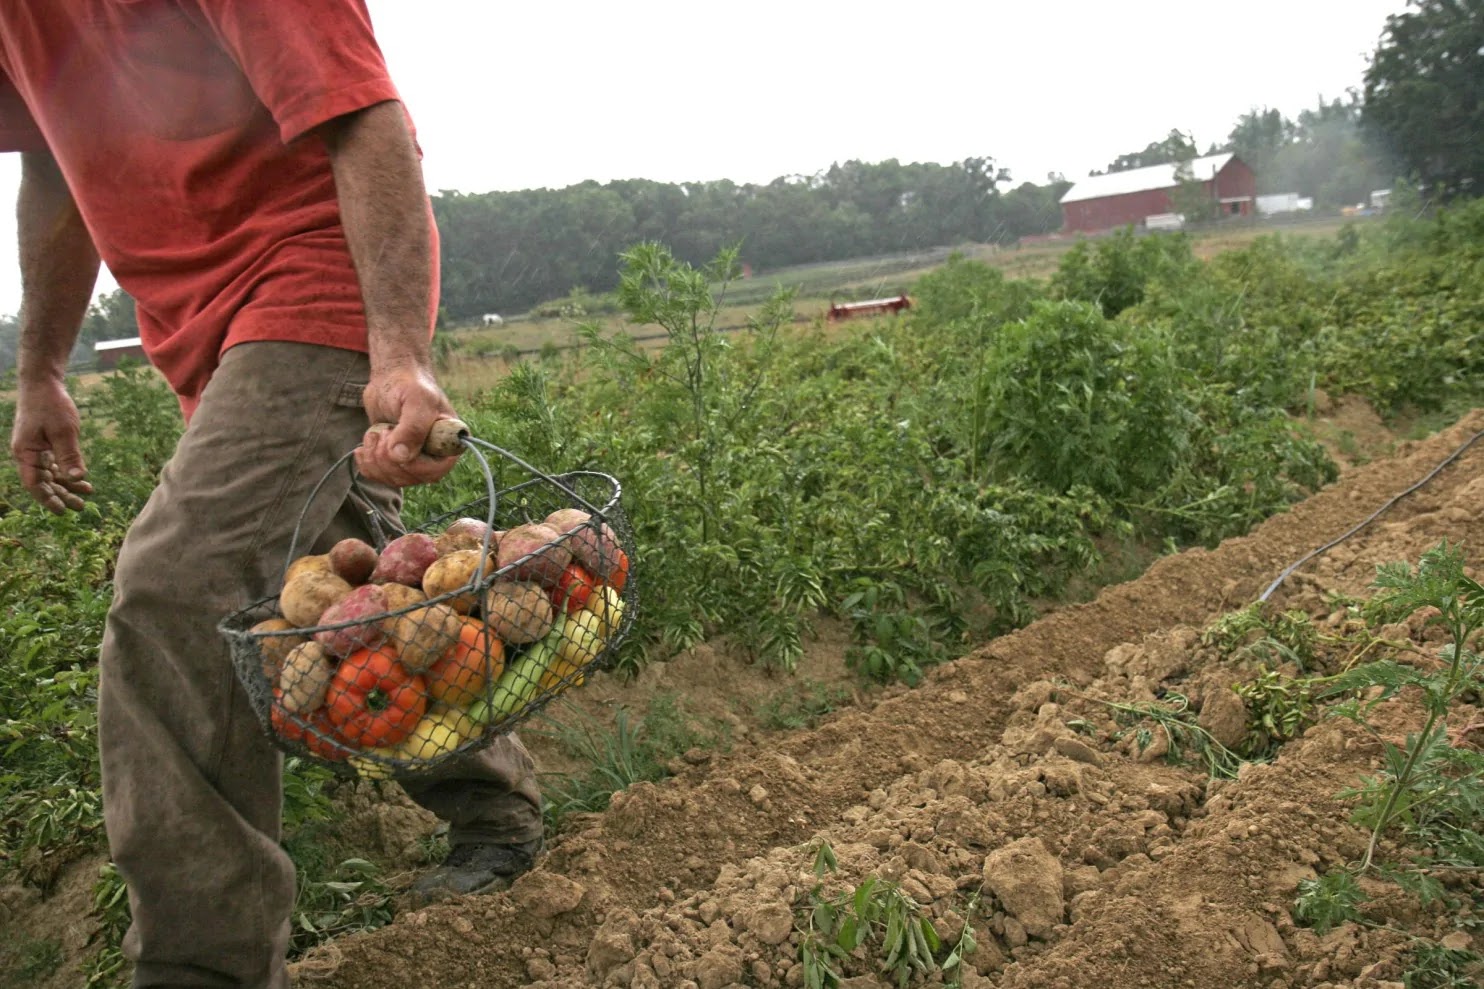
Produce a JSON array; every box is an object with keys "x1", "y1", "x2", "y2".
[
  {"x1": 432, "y1": 159, "x2": 1070, "y2": 322},
  {"x1": 0, "y1": 0, "x2": 1475, "y2": 366}
]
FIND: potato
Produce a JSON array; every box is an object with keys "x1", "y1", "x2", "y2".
[
  {"x1": 252, "y1": 618, "x2": 306, "y2": 685},
  {"x1": 445, "y1": 517, "x2": 495, "y2": 544},
  {"x1": 370, "y1": 532, "x2": 439, "y2": 587},
  {"x1": 313, "y1": 584, "x2": 390, "y2": 657},
  {"x1": 384, "y1": 603, "x2": 464, "y2": 673},
  {"x1": 329, "y1": 538, "x2": 379, "y2": 585},
  {"x1": 281, "y1": 641, "x2": 335, "y2": 714},
  {"x1": 279, "y1": 571, "x2": 353, "y2": 628},
  {"x1": 434, "y1": 529, "x2": 482, "y2": 557},
  {"x1": 496, "y1": 523, "x2": 571, "y2": 587},
  {"x1": 421, "y1": 549, "x2": 492, "y2": 614},
  {"x1": 483, "y1": 580, "x2": 555, "y2": 645},
  {"x1": 381, "y1": 583, "x2": 428, "y2": 611},
  {"x1": 285, "y1": 553, "x2": 333, "y2": 584},
  {"x1": 544, "y1": 508, "x2": 623, "y2": 579}
]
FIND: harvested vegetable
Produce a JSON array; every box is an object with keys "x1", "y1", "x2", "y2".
[{"x1": 325, "y1": 645, "x2": 428, "y2": 748}]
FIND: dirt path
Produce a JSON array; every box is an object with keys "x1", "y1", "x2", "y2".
[{"x1": 288, "y1": 411, "x2": 1484, "y2": 988}]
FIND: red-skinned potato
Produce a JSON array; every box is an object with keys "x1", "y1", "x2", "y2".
[
  {"x1": 313, "y1": 584, "x2": 389, "y2": 656},
  {"x1": 496, "y1": 523, "x2": 571, "y2": 587},
  {"x1": 280, "y1": 571, "x2": 353, "y2": 627},
  {"x1": 329, "y1": 538, "x2": 379, "y2": 585},
  {"x1": 370, "y1": 532, "x2": 439, "y2": 587},
  {"x1": 444, "y1": 517, "x2": 494, "y2": 544},
  {"x1": 544, "y1": 508, "x2": 623, "y2": 579}
]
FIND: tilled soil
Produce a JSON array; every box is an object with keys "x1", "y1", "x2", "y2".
[{"x1": 291, "y1": 411, "x2": 1484, "y2": 989}]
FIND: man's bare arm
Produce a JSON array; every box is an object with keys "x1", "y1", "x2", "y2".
[
  {"x1": 8, "y1": 150, "x2": 98, "y2": 513},
  {"x1": 321, "y1": 99, "x2": 457, "y2": 487}
]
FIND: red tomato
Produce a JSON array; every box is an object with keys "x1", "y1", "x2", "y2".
[
  {"x1": 325, "y1": 644, "x2": 428, "y2": 749},
  {"x1": 550, "y1": 562, "x2": 598, "y2": 616},
  {"x1": 271, "y1": 691, "x2": 351, "y2": 762},
  {"x1": 427, "y1": 619, "x2": 504, "y2": 708}
]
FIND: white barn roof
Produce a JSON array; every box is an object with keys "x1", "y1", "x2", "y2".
[{"x1": 1060, "y1": 153, "x2": 1235, "y2": 205}]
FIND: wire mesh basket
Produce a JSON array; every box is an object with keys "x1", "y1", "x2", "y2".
[{"x1": 218, "y1": 420, "x2": 637, "y2": 778}]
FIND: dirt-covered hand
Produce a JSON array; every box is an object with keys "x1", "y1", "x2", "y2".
[
  {"x1": 357, "y1": 361, "x2": 460, "y2": 487},
  {"x1": 10, "y1": 378, "x2": 94, "y2": 514}
]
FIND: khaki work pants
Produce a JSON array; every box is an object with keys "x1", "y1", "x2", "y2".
[{"x1": 98, "y1": 342, "x2": 543, "y2": 989}]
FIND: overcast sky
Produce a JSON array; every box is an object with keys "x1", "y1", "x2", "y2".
[{"x1": 0, "y1": 0, "x2": 1408, "y2": 318}]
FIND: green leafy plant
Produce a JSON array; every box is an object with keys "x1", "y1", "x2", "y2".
[
  {"x1": 286, "y1": 857, "x2": 394, "y2": 954},
  {"x1": 754, "y1": 681, "x2": 853, "y2": 731},
  {"x1": 1292, "y1": 869, "x2": 1368, "y2": 935},
  {"x1": 1338, "y1": 542, "x2": 1484, "y2": 870},
  {"x1": 1098, "y1": 692, "x2": 1249, "y2": 779},
  {"x1": 796, "y1": 841, "x2": 957, "y2": 989},
  {"x1": 81, "y1": 861, "x2": 130, "y2": 987},
  {"x1": 1203, "y1": 603, "x2": 1321, "y2": 671},
  {"x1": 534, "y1": 694, "x2": 726, "y2": 830},
  {"x1": 1234, "y1": 666, "x2": 1318, "y2": 758},
  {"x1": 1402, "y1": 941, "x2": 1482, "y2": 989}
]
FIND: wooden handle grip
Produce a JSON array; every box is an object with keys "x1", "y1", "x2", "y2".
[{"x1": 368, "y1": 418, "x2": 470, "y2": 458}]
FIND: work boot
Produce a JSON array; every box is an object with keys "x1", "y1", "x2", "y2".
[{"x1": 408, "y1": 837, "x2": 543, "y2": 903}]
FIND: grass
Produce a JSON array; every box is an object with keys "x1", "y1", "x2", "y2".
[
  {"x1": 753, "y1": 680, "x2": 854, "y2": 731},
  {"x1": 532, "y1": 693, "x2": 729, "y2": 830}
]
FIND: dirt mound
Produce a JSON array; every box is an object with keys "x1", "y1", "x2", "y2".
[{"x1": 289, "y1": 412, "x2": 1484, "y2": 987}]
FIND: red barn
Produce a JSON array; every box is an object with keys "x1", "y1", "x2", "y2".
[
  {"x1": 95, "y1": 336, "x2": 148, "y2": 370},
  {"x1": 1059, "y1": 153, "x2": 1256, "y2": 234}
]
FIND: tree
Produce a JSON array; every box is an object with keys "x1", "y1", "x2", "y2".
[
  {"x1": 1364, "y1": 0, "x2": 1484, "y2": 197},
  {"x1": 1103, "y1": 129, "x2": 1199, "y2": 174},
  {"x1": 1227, "y1": 107, "x2": 1294, "y2": 177},
  {"x1": 1169, "y1": 161, "x2": 1216, "y2": 224}
]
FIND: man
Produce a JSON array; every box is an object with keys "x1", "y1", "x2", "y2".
[{"x1": 2, "y1": 3, "x2": 543, "y2": 985}]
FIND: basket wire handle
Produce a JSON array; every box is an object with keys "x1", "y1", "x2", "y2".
[
  {"x1": 281, "y1": 418, "x2": 501, "y2": 585},
  {"x1": 463, "y1": 437, "x2": 624, "y2": 520}
]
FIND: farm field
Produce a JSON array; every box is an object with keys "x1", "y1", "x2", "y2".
[
  {"x1": 438, "y1": 213, "x2": 1372, "y2": 370},
  {"x1": 2, "y1": 203, "x2": 1481, "y2": 988},
  {"x1": 282, "y1": 404, "x2": 1484, "y2": 988}
]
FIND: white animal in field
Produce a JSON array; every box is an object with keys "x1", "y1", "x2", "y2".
[{"x1": 482, "y1": 313, "x2": 504, "y2": 327}]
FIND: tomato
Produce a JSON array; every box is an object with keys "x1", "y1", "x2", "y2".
[
  {"x1": 604, "y1": 549, "x2": 630, "y2": 595},
  {"x1": 325, "y1": 644, "x2": 428, "y2": 749},
  {"x1": 426, "y1": 619, "x2": 503, "y2": 709},
  {"x1": 550, "y1": 562, "x2": 598, "y2": 616},
  {"x1": 270, "y1": 690, "x2": 351, "y2": 762}
]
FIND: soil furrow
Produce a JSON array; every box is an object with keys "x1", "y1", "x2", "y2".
[{"x1": 298, "y1": 412, "x2": 1484, "y2": 987}]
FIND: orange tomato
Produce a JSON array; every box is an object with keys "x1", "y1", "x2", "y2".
[{"x1": 427, "y1": 618, "x2": 504, "y2": 708}]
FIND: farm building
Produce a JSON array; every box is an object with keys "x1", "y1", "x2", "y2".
[
  {"x1": 94, "y1": 336, "x2": 147, "y2": 370},
  {"x1": 1059, "y1": 153, "x2": 1256, "y2": 234}
]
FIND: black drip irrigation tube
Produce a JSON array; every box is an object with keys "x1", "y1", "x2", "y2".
[{"x1": 1258, "y1": 428, "x2": 1484, "y2": 604}]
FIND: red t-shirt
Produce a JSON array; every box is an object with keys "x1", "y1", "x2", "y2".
[{"x1": 0, "y1": 1, "x2": 438, "y2": 418}]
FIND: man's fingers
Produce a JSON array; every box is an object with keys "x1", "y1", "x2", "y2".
[
  {"x1": 354, "y1": 431, "x2": 458, "y2": 488},
  {"x1": 17, "y1": 450, "x2": 92, "y2": 512}
]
